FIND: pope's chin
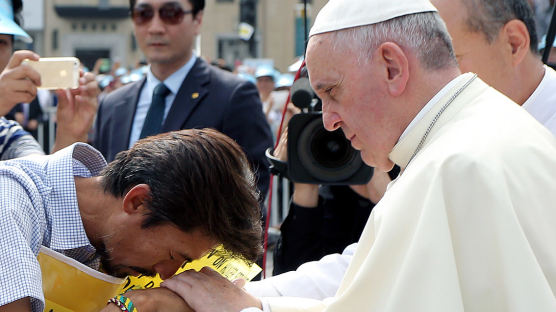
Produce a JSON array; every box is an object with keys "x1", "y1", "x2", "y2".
[
  {"x1": 359, "y1": 150, "x2": 380, "y2": 169},
  {"x1": 349, "y1": 137, "x2": 362, "y2": 151}
]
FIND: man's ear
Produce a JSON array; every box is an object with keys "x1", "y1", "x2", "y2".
[
  {"x1": 502, "y1": 19, "x2": 530, "y2": 66},
  {"x1": 193, "y1": 11, "x2": 204, "y2": 35},
  {"x1": 122, "y1": 184, "x2": 151, "y2": 215},
  {"x1": 376, "y1": 42, "x2": 409, "y2": 97}
]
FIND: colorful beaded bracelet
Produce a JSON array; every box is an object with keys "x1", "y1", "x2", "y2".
[{"x1": 107, "y1": 294, "x2": 138, "y2": 312}]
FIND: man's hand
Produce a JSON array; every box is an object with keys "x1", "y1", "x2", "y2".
[
  {"x1": 274, "y1": 102, "x2": 301, "y2": 161},
  {"x1": 161, "y1": 267, "x2": 263, "y2": 312},
  {"x1": 100, "y1": 288, "x2": 193, "y2": 312},
  {"x1": 0, "y1": 50, "x2": 40, "y2": 116},
  {"x1": 51, "y1": 71, "x2": 100, "y2": 152},
  {"x1": 275, "y1": 109, "x2": 319, "y2": 207},
  {"x1": 273, "y1": 125, "x2": 289, "y2": 162}
]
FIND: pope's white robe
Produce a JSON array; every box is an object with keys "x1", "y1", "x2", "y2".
[{"x1": 264, "y1": 74, "x2": 556, "y2": 311}]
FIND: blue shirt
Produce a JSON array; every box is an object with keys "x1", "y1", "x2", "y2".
[
  {"x1": 0, "y1": 117, "x2": 44, "y2": 160},
  {"x1": 0, "y1": 143, "x2": 107, "y2": 311},
  {"x1": 128, "y1": 55, "x2": 197, "y2": 148}
]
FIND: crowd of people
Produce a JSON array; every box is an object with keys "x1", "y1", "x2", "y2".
[{"x1": 1, "y1": 0, "x2": 556, "y2": 311}]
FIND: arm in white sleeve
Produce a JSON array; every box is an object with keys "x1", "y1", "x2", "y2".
[{"x1": 246, "y1": 243, "x2": 356, "y2": 300}]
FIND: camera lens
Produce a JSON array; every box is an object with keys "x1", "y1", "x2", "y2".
[
  {"x1": 297, "y1": 117, "x2": 364, "y2": 182},
  {"x1": 311, "y1": 128, "x2": 353, "y2": 168}
]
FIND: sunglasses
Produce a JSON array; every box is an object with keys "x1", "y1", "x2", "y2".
[{"x1": 131, "y1": 2, "x2": 193, "y2": 25}]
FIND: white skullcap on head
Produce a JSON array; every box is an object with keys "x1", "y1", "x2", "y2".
[{"x1": 309, "y1": 0, "x2": 438, "y2": 37}]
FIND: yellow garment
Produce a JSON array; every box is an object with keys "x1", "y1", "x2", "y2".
[
  {"x1": 38, "y1": 247, "x2": 124, "y2": 312},
  {"x1": 266, "y1": 75, "x2": 556, "y2": 311},
  {"x1": 39, "y1": 245, "x2": 260, "y2": 312}
]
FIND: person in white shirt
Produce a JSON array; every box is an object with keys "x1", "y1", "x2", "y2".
[{"x1": 432, "y1": 0, "x2": 556, "y2": 135}]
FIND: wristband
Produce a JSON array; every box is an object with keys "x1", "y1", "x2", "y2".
[{"x1": 107, "y1": 294, "x2": 138, "y2": 312}]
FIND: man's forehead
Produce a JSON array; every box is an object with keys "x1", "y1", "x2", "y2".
[
  {"x1": 306, "y1": 37, "x2": 328, "y2": 76},
  {"x1": 306, "y1": 35, "x2": 334, "y2": 63},
  {"x1": 306, "y1": 34, "x2": 352, "y2": 69},
  {"x1": 306, "y1": 38, "x2": 343, "y2": 90}
]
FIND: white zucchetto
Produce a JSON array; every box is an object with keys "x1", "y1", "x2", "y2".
[{"x1": 310, "y1": 0, "x2": 438, "y2": 37}]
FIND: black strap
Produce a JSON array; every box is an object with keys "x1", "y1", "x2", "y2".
[{"x1": 542, "y1": 6, "x2": 556, "y2": 64}]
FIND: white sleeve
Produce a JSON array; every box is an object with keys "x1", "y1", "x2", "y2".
[{"x1": 245, "y1": 243, "x2": 356, "y2": 300}]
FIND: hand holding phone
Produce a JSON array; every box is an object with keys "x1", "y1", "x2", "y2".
[
  {"x1": 0, "y1": 50, "x2": 40, "y2": 116},
  {"x1": 23, "y1": 57, "x2": 80, "y2": 89}
]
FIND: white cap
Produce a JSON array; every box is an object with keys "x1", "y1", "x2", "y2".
[{"x1": 310, "y1": 0, "x2": 437, "y2": 37}]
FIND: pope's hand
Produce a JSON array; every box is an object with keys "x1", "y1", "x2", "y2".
[{"x1": 162, "y1": 267, "x2": 263, "y2": 312}]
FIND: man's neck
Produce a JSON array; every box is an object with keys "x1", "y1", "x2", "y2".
[
  {"x1": 150, "y1": 52, "x2": 193, "y2": 81},
  {"x1": 512, "y1": 54, "x2": 545, "y2": 105},
  {"x1": 74, "y1": 176, "x2": 119, "y2": 249}
]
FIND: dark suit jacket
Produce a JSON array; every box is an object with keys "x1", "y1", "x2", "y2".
[{"x1": 93, "y1": 58, "x2": 273, "y2": 200}]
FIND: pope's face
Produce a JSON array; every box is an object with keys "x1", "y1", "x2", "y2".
[
  {"x1": 432, "y1": 0, "x2": 513, "y2": 95},
  {"x1": 306, "y1": 35, "x2": 398, "y2": 171}
]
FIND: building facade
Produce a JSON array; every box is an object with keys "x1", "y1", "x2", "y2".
[{"x1": 25, "y1": 0, "x2": 326, "y2": 72}]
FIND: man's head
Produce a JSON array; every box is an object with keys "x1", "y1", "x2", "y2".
[
  {"x1": 307, "y1": 0, "x2": 458, "y2": 171},
  {"x1": 255, "y1": 66, "x2": 276, "y2": 99},
  {"x1": 431, "y1": 0, "x2": 539, "y2": 102},
  {"x1": 98, "y1": 128, "x2": 262, "y2": 279},
  {"x1": 0, "y1": 0, "x2": 27, "y2": 71},
  {"x1": 129, "y1": 0, "x2": 204, "y2": 77}
]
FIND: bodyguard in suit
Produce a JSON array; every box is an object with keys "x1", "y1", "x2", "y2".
[{"x1": 94, "y1": 0, "x2": 273, "y2": 200}]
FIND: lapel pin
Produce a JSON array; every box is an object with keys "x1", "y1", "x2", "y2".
[{"x1": 192, "y1": 92, "x2": 199, "y2": 99}]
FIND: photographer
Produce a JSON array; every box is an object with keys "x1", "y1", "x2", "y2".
[
  {"x1": 271, "y1": 105, "x2": 398, "y2": 275},
  {"x1": 0, "y1": 0, "x2": 99, "y2": 159}
]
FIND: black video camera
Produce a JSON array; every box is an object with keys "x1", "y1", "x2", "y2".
[{"x1": 267, "y1": 73, "x2": 373, "y2": 184}]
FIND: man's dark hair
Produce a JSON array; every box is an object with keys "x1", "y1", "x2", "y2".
[
  {"x1": 11, "y1": 0, "x2": 23, "y2": 25},
  {"x1": 8, "y1": 0, "x2": 23, "y2": 44},
  {"x1": 462, "y1": 0, "x2": 538, "y2": 53},
  {"x1": 100, "y1": 129, "x2": 262, "y2": 261},
  {"x1": 129, "y1": 0, "x2": 205, "y2": 16}
]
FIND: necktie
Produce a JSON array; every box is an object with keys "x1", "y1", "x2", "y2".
[{"x1": 139, "y1": 83, "x2": 171, "y2": 139}]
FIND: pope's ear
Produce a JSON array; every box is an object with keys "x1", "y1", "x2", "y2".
[
  {"x1": 376, "y1": 42, "x2": 409, "y2": 96},
  {"x1": 122, "y1": 184, "x2": 151, "y2": 215}
]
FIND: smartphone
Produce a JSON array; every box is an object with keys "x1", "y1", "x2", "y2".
[{"x1": 23, "y1": 57, "x2": 80, "y2": 89}]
